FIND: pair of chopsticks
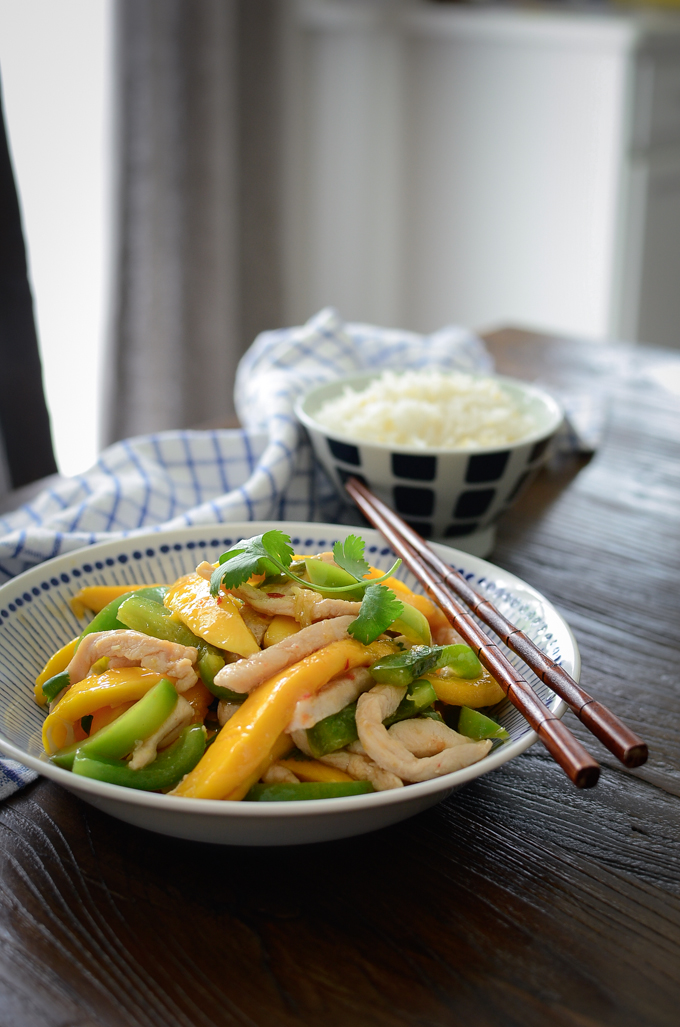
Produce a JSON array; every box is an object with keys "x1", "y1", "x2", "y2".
[{"x1": 345, "y1": 477, "x2": 648, "y2": 789}]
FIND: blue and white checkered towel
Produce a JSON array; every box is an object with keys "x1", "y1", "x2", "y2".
[
  {"x1": 0, "y1": 308, "x2": 491, "y2": 583},
  {"x1": 0, "y1": 308, "x2": 490, "y2": 796}
]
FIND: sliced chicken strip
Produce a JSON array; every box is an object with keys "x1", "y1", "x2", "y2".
[
  {"x1": 321, "y1": 751, "x2": 404, "y2": 792},
  {"x1": 262, "y1": 764, "x2": 299, "y2": 784},
  {"x1": 212, "y1": 615, "x2": 355, "y2": 695},
  {"x1": 66, "y1": 630, "x2": 198, "y2": 692},
  {"x1": 217, "y1": 700, "x2": 243, "y2": 726},
  {"x1": 290, "y1": 729, "x2": 402, "y2": 791},
  {"x1": 232, "y1": 583, "x2": 361, "y2": 624},
  {"x1": 302, "y1": 593, "x2": 363, "y2": 621},
  {"x1": 288, "y1": 667, "x2": 373, "y2": 732},
  {"x1": 128, "y1": 696, "x2": 194, "y2": 770},
  {"x1": 310, "y1": 551, "x2": 335, "y2": 564},
  {"x1": 387, "y1": 718, "x2": 478, "y2": 758},
  {"x1": 356, "y1": 685, "x2": 492, "y2": 782}
]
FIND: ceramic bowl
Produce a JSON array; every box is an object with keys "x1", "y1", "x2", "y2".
[
  {"x1": 295, "y1": 372, "x2": 563, "y2": 556},
  {"x1": 0, "y1": 522, "x2": 576, "y2": 846}
]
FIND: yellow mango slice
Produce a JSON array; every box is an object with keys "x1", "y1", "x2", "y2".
[
  {"x1": 173, "y1": 637, "x2": 395, "y2": 800},
  {"x1": 276, "y1": 757, "x2": 353, "y2": 784},
  {"x1": 164, "y1": 573, "x2": 259, "y2": 658},
  {"x1": 365, "y1": 567, "x2": 414, "y2": 595},
  {"x1": 34, "y1": 637, "x2": 79, "y2": 705},
  {"x1": 182, "y1": 680, "x2": 214, "y2": 722},
  {"x1": 42, "y1": 667, "x2": 164, "y2": 753},
  {"x1": 222, "y1": 732, "x2": 294, "y2": 801},
  {"x1": 425, "y1": 670, "x2": 505, "y2": 708},
  {"x1": 263, "y1": 615, "x2": 300, "y2": 648}
]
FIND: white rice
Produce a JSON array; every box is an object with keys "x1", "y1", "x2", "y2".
[{"x1": 314, "y1": 370, "x2": 535, "y2": 450}]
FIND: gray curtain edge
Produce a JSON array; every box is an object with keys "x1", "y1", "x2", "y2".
[{"x1": 103, "y1": 0, "x2": 284, "y2": 446}]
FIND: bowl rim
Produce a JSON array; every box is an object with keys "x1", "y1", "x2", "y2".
[
  {"x1": 0, "y1": 521, "x2": 575, "y2": 820},
  {"x1": 295, "y1": 370, "x2": 564, "y2": 457}
]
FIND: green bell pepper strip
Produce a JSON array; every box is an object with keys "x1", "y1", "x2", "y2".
[
  {"x1": 132, "y1": 586, "x2": 168, "y2": 605},
  {"x1": 387, "y1": 603, "x2": 432, "y2": 645},
  {"x1": 50, "y1": 737, "x2": 87, "y2": 770},
  {"x1": 196, "y1": 651, "x2": 242, "y2": 701},
  {"x1": 306, "y1": 677, "x2": 437, "y2": 758},
  {"x1": 78, "y1": 590, "x2": 135, "y2": 637},
  {"x1": 368, "y1": 646, "x2": 440, "y2": 687},
  {"x1": 306, "y1": 701, "x2": 359, "y2": 758},
  {"x1": 369, "y1": 643, "x2": 482, "y2": 688},
  {"x1": 50, "y1": 677, "x2": 178, "y2": 770},
  {"x1": 72, "y1": 724, "x2": 206, "y2": 791},
  {"x1": 79, "y1": 586, "x2": 166, "y2": 641},
  {"x1": 457, "y1": 706, "x2": 510, "y2": 741},
  {"x1": 246, "y1": 781, "x2": 374, "y2": 801},
  {"x1": 439, "y1": 644, "x2": 483, "y2": 680},
  {"x1": 116, "y1": 594, "x2": 242, "y2": 702},
  {"x1": 117, "y1": 593, "x2": 196, "y2": 647},
  {"x1": 384, "y1": 678, "x2": 438, "y2": 727},
  {"x1": 305, "y1": 559, "x2": 365, "y2": 600},
  {"x1": 41, "y1": 670, "x2": 71, "y2": 703},
  {"x1": 262, "y1": 561, "x2": 307, "y2": 587},
  {"x1": 79, "y1": 678, "x2": 177, "y2": 761}
]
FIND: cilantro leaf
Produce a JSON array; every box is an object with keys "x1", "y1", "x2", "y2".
[
  {"x1": 210, "y1": 531, "x2": 294, "y2": 595},
  {"x1": 332, "y1": 534, "x2": 371, "y2": 582},
  {"x1": 209, "y1": 529, "x2": 402, "y2": 605},
  {"x1": 347, "y1": 584, "x2": 404, "y2": 646},
  {"x1": 259, "y1": 530, "x2": 294, "y2": 568}
]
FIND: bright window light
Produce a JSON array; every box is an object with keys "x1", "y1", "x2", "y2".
[{"x1": 0, "y1": 0, "x2": 112, "y2": 477}]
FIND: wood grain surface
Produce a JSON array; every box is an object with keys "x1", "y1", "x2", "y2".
[{"x1": 1, "y1": 328, "x2": 678, "y2": 1027}]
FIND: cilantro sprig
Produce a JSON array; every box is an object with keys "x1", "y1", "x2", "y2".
[
  {"x1": 332, "y1": 535, "x2": 371, "y2": 580},
  {"x1": 209, "y1": 531, "x2": 295, "y2": 595},
  {"x1": 346, "y1": 583, "x2": 404, "y2": 646},
  {"x1": 210, "y1": 530, "x2": 404, "y2": 644}
]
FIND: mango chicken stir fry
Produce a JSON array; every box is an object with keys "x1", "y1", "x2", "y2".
[{"x1": 35, "y1": 532, "x2": 510, "y2": 801}]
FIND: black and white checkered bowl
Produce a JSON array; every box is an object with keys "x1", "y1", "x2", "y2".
[{"x1": 296, "y1": 372, "x2": 563, "y2": 553}]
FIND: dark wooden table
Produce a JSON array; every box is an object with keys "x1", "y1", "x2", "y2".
[{"x1": 1, "y1": 328, "x2": 679, "y2": 1027}]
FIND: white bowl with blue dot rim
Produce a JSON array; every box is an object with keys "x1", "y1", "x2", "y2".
[
  {"x1": 0, "y1": 522, "x2": 576, "y2": 846},
  {"x1": 295, "y1": 372, "x2": 564, "y2": 557}
]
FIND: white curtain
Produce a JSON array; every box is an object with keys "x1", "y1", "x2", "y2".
[{"x1": 104, "y1": 0, "x2": 283, "y2": 444}]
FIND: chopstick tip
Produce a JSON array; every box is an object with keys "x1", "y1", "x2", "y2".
[{"x1": 621, "y1": 743, "x2": 648, "y2": 769}]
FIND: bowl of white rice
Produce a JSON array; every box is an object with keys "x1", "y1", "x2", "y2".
[{"x1": 295, "y1": 370, "x2": 563, "y2": 556}]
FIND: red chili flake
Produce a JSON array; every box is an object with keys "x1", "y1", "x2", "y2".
[
  {"x1": 267, "y1": 593, "x2": 285, "y2": 599},
  {"x1": 344, "y1": 659, "x2": 350, "y2": 670}
]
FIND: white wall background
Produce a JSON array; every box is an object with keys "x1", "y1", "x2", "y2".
[
  {"x1": 281, "y1": 1, "x2": 639, "y2": 342},
  {"x1": 0, "y1": 0, "x2": 112, "y2": 476}
]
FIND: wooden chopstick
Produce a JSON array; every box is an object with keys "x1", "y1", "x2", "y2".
[
  {"x1": 345, "y1": 477, "x2": 602, "y2": 788},
  {"x1": 345, "y1": 477, "x2": 647, "y2": 770}
]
